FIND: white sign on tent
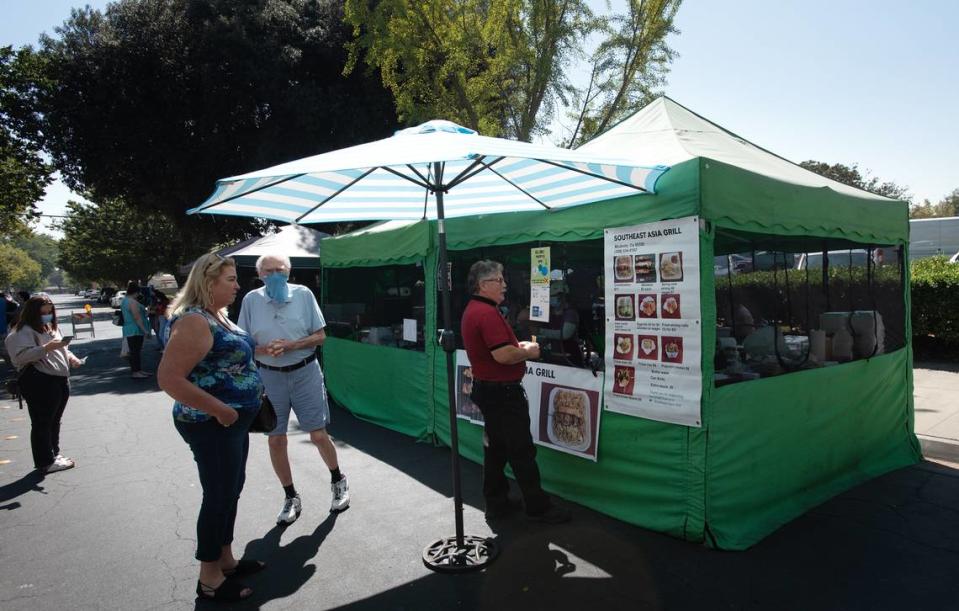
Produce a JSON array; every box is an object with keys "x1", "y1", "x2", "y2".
[{"x1": 603, "y1": 216, "x2": 702, "y2": 427}]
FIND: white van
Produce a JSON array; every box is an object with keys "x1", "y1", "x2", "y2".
[
  {"x1": 795, "y1": 247, "x2": 899, "y2": 270},
  {"x1": 910, "y1": 216, "x2": 959, "y2": 260},
  {"x1": 148, "y1": 273, "x2": 179, "y2": 296}
]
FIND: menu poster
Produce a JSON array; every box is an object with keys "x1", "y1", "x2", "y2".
[
  {"x1": 604, "y1": 216, "x2": 702, "y2": 427},
  {"x1": 455, "y1": 350, "x2": 602, "y2": 461},
  {"x1": 530, "y1": 247, "x2": 551, "y2": 322}
]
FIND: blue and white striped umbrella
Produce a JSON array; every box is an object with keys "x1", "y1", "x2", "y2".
[{"x1": 189, "y1": 120, "x2": 668, "y2": 223}]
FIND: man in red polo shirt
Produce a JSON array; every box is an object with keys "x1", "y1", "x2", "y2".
[{"x1": 461, "y1": 260, "x2": 571, "y2": 524}]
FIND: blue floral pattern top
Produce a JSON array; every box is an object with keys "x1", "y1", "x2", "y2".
[{"x1": 170, "y1": 307, "x2": 262, "y2": 423}]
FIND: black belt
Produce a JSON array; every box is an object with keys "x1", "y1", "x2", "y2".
[
  {"x1": 256, "y1": 354, "x2": 316, "y2": 372},
  {"x1": 473, "y1": 379, "x2": 523, "y2": 387}
]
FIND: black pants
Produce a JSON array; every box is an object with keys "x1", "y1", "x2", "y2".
[
  {"x1": 470, "y1": 382, "x2": 550, "y2": 515},
  {"x1": 174, "y1": 409, "x2": 257, "y2": 562},
  {"x1": 20, "y1": 368, "x2": 70, "y2": 470},
  {"x1": 127, "y1": 335, "x2": 144, "y2": 372}
]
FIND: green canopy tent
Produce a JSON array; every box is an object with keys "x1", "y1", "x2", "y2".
[{"x1": 319, "y1": 97, "x2": 919, "y2": 549}]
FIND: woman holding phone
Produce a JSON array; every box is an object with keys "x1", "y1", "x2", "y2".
[{"x1": 3, "y1": 295, "x2": 84, "y2": 473}]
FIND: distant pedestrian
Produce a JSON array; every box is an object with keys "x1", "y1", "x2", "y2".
[
  {"x1": 238, "y1": 254, "x2": 349, "y2": 526},
  {"x1": 157, "y1": 253, "x2": 264, "y2": 602},
  {"x1": 1, "y1": 291, "x2": 18, "y2": 338},
  {"x1": 121, "y1": 283, "x2": 151, "y2": 378},
  {"x1": 461, "y1": 260, "x2": 570, "y2": 523},
  {"x1": 154, "y1": 291, "x2": 171, "y2": 349},
  {"x1": 4, "y1": 295, "x2": 85, "y2": 474}
]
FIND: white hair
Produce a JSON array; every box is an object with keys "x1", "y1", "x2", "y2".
[{"x1": 255, "y1": 254, "x2": 292, "y2": 274}]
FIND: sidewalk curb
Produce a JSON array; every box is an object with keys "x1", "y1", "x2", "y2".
[{"x1": 918, "y1": 434, "x2": 959, "y2": 463}]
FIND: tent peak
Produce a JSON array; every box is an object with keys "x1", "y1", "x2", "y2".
[{"x1": 579, "y1": 96, "x2": 899, "y2": 203}]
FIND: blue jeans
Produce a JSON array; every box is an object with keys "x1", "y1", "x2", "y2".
[{"x1": 174, "y1": 409, "x2": 257, "y2": 562}]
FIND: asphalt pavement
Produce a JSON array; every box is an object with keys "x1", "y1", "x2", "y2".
[{"x1": 1, "y1": 294, "x2": 958, "y2": 610}]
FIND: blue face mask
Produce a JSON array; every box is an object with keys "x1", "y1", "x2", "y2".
[
  {"x1": 41, "y1": 314, "x2": 54, "y2": 324},
  {"x1": 264, "y1": 272, "x2": 289, "y2": 302}
]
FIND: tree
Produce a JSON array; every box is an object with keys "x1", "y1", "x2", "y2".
[
  {"x1": 10, "y1": 230, "x2": 58, "y2": 281},
  {"x1": 0, "y1": 242, "x2": 42, "y2": 291},
  {"x1": 35, "y1": 0, "x2": 398, "y2": 244},
  {"x1": 799, "y1": 160, "x2": 910, "y2": 202},
  {"x1": 0, "y1": 46, "x2": 53, "y2": 235},
  {"x1": 909, "y1": 189, "x2": 959, "y2": 219},
  {"x1": 344, "y1": 0, "x2": 682, "y2": 142},
  {"x1": 46, "y1": 267, "x2": 66, "y2": 289},
  {"x1": 57, "y1": 199, "x2": 196, "y2": 287},
  {"x1": 566, "y1": 0, "x2": 682, "y2": 146}
]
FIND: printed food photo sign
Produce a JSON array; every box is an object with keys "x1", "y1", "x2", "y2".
[
  {"x1": 603, "y1": 216, "x2": 703, "y2": 427},
  {"x1": 455, "y1": 351, "x2": 603, "y2": 461}
]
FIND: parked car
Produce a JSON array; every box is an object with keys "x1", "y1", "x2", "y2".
[
  {"x1": 796, "y1": 247, "x2": 899, "y2": 270},
  {"x1": 110, "y1": 291, "x2": 127, "y2": 308},
  {"x1": 82, "y1": 289, "x2": 99, "y2": 299},
  {"x1": 97, "y1": 287, "x2": 117, "y2": 304},
  {"x1": 713, "y1": 254, "x2": 753, "y2": 276}
]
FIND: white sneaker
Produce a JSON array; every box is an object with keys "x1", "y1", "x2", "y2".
[
  {"x1": 276, "y1": 494, "x2": 301, "y2": 525},
  {"x1": 43, "y1": 456, "x2": 75, "y2": 473},
  {"x1": 330, "y1": 477, "x2": 350, "y2": 512}
]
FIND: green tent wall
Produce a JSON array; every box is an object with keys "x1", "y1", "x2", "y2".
[{"x1": 319, "y1": 154, "x2": 920, "y2": 549}]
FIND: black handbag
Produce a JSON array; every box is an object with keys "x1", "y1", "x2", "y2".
[{"x1": 249, "y1": 393, "x2": 277, "y2": 433}]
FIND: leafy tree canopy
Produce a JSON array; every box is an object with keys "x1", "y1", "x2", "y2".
[
  {"x1": 344, "y1": 0, "x2": 681, "y2": 143},
  {"x1": 0, "y1": 46, "x2": 53, "y2": 235},
  {"x1": 909, "y1": 189, "x2": 959, "y2": 219},
  {"x1": 0, "y1": 242, "x2": 42, "y2": 291},
  {"x1": 36, "y1": 0, "x2": 398, "y2": 246},
  {"x1": 9, "y1": 229, "x2": 59, "y2": 281},
  {"x1": 799, "y1": 160, "x2": 911, "y2": 202},
  {"x1": 58, "y1": 199, "x2": 193, "y2": 287}
]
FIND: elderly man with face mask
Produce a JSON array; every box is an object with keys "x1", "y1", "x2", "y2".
[{"x1": 238, "y1": 254, "x2": 349, "y2": 525}]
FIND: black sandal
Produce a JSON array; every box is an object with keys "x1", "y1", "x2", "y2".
[
  {"x1": 222, "y1": 559, "x2": 266, "y2": 578},
  {"x1": 196, "y1": 577, "x2": 253, "y2": 602}
]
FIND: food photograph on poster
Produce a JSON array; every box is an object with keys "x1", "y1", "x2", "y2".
[
  {"x1": 638, "y1": 293, "x2": 658, "y2": 318},
  {"x1": 634, "y1": 253, "x2": 657, "y2": 283},
  {"x1": 659, "y1": 251, "x2": 684, "y2": 282},
  {"x1": 613, "y1": 365, "x2": 636, "y2": 395},
  {"x1": 614, "y1": 255, "x2": 633, "y2": 283},
  {"x1": 537, "y1": 384, "x2": 601, "y2": 459},
  {"x1": 661, "y1": 337, "x2": 683, "y2": 363},
  {"x1": 661, "y1": 293, "x2": 681, "y2": 318},
  {"x1": 613, "y1": 333, "x2": 634, "y2": 360},
  {"x1": 615, "y1": 294, "x2": 635, "y2": 320},
  {"x1": 637, "y1": 335, "x2": 659, "y2": 361}
]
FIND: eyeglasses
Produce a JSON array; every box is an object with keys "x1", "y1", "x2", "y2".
[{"x1": 481, "y1": 277, "x2": 506, "y2": 284}]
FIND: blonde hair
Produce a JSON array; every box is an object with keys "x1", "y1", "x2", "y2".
[{"x1": 169, "y1": 253, "x2": 236, "y2": 317}]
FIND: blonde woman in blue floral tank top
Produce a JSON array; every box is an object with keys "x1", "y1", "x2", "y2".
[{"x1": 158, "y1": 253, "x2": 264, "y2": 603}]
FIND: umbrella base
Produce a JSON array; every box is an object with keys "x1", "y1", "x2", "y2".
[{"x1": 422, "y1": 534, "x2": 498, "y2": 573}]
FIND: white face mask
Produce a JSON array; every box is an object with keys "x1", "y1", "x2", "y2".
[{"x1": 41, "y1": 314, "x2": 54, "y2": 324}]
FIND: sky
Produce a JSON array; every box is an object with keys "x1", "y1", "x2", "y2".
[{"x1": 3, "y1": 0, "x2": 957, "y2": 237}]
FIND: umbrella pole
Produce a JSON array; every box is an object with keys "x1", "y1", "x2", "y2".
[{"x1": 423, "y1": 162, "x2": 498, "y2": 573}]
